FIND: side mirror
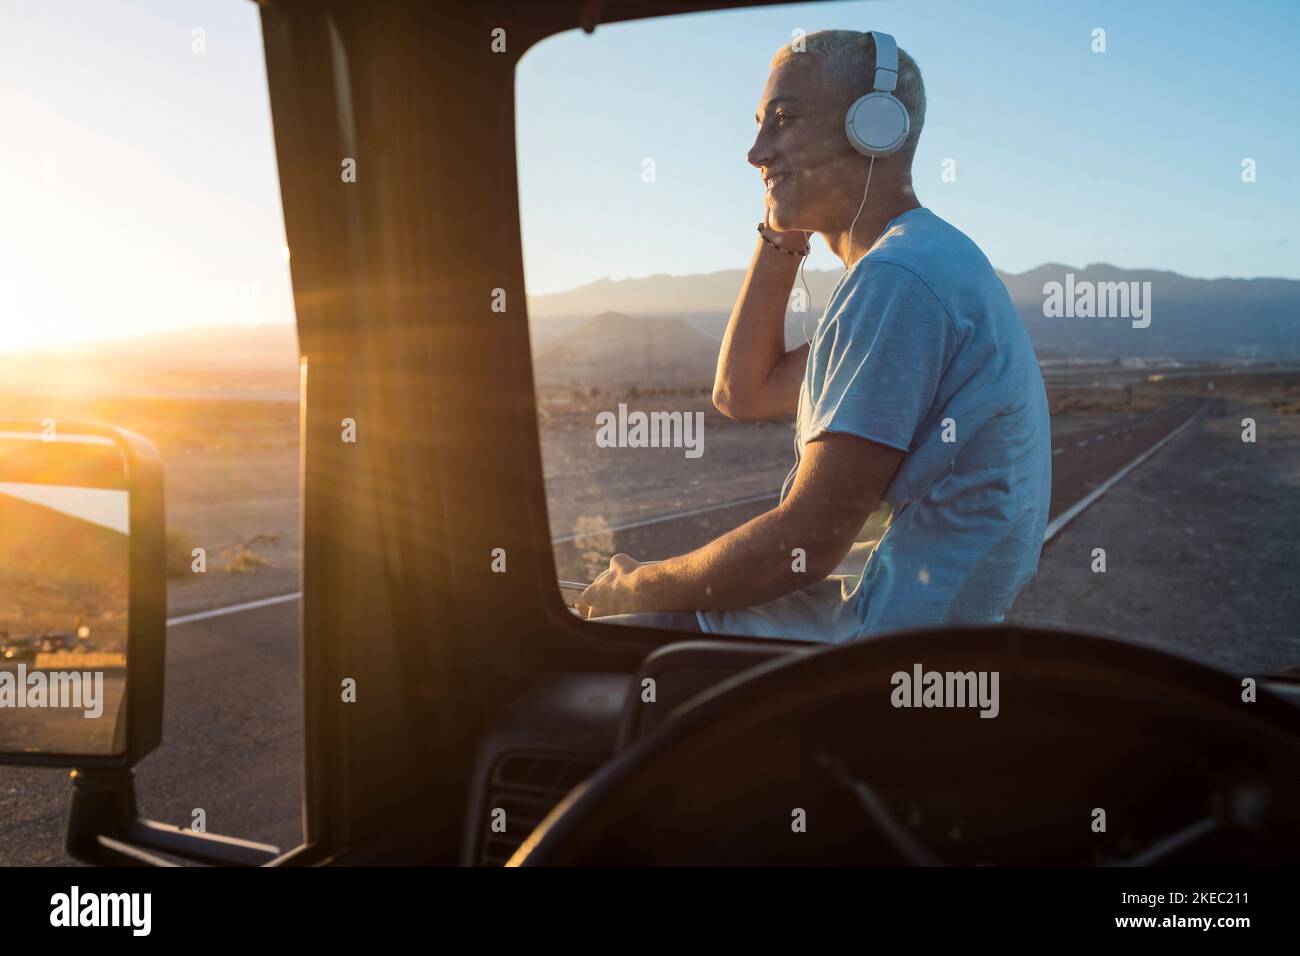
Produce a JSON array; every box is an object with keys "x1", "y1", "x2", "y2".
[
  {"x1": 0, "y1": 421, "x2": 165, "y2": 768},
  {"x1": 0, "y1": 422, "x2": 280, "y2": 866}
]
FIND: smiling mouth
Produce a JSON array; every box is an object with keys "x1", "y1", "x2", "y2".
[{"x1": 765, "y1": 172, "x2": 792, "y2": 193}]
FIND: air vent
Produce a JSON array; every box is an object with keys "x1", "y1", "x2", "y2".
[{"x1": 478, "y1": 751, "x2": 602, "y2": 866}]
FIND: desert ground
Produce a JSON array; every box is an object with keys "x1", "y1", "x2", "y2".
[
  {"x1": 2, "y1": 366, "x2": 1296, "y2": 643},
  {"x1": 0, "y1": 393, "x2": 300, "y2": 616},
  {"x1": 0, "y1": 494, "x2": 128, "y2": 645},
  {"x1": 2, "y1": 367, "x2": 1299, "y2": 864}
]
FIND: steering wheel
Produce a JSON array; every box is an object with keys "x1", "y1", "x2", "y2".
[{"x1": 510, "y1": 626, "x2": 1300, "y2": 865}]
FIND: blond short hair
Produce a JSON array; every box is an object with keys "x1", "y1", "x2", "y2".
[{"x1": 770, "y1": 29, "x2": 926, "y2": 162}]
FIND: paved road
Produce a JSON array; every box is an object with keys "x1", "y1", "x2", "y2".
[
  {"x1": 0, "y1": 670, "x2": 124, "y2": 754},
  {"x1": 0, "y1": 601, "x2": 302, "y2": 865},
  {"x1": 0, "y1": 398, "x2": 1204, "y2": 865}
]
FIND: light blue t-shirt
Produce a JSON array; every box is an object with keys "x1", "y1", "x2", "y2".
[{"x1": 697, "y1": 207, "x2": 1051, "y2": 641}]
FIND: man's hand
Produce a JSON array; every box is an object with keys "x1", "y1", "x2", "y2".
[
  {"x1": 574, "y1": 435, "x2": 902, "y2": 622},
  {"x1": 576, "y1": 553, "x2": 645, "y2": 619},
  {"x1": 597, "y1": 433, "x2": 904, "y2": 616},
  {"x1": 764, "y1": 207, "x2": 810, "y2": 253}
]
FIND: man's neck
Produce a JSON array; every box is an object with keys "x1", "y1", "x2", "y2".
[{"x1": 823, "y1": 184, "x2": 921, "y2": 270}]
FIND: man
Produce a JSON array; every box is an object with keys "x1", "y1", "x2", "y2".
[{"x1": 576, "y1": 30, "x2": 1051, "y2": 641}]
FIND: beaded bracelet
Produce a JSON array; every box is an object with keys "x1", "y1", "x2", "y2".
[{"x1": 757, "y1": 221, "x2": 810, "y2": 257}]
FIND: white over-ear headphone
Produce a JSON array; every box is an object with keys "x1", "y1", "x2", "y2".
[{"x1": 844, "y1": 31, "x2": 909, "y2": 158}]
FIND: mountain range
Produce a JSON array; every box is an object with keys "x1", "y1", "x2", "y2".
[
  {"x1": 528, "y1": 262, "x2": 1300, "y2": 362},
  {"x1": 1, "y1": 263, "x2": 1293, "y2": 399}
]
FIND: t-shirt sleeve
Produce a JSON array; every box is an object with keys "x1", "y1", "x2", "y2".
[{"x1": 805, "y1": 261, "x2": 957, "y2": 453}]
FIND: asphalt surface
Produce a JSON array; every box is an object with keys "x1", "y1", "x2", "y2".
[
  {"x1": 0, "y1": 398, "x2": 1204, "y2": 865},
  {"x1": 0, "y1": 670, "x2": 124, "y2": 754},
  {"x1": 0, "y1": 601, "x2": 302, "y2": 865},
  {"x1": 1010, "y1": 400, "x2": 1300, "y2": 675}
]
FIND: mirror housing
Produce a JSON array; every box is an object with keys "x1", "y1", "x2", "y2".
[
  {"x1": 0, "y1": 421, "x2": 165, "y2": 769},
  {"x1": 0, "y1": 421, "x2": 286, "y2": 867}
]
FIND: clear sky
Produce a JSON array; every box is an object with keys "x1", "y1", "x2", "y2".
[
  {"x1": 516, "y1": 0, "x2": 1300, "y2": 294},
  {"x1": 1, "y1": 0, "x2": 1296, "y2": 353},
  {"x1": 0, "y1": 0, "x2": 291, "y2": 353}
]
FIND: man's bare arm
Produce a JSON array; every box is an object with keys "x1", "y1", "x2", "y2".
[
  {"x1": 712, "y1": 231, "x2": 810, "y2": 422},
  {"x1": 598, "y1": 433, "x2": 904, "y2": 615}
]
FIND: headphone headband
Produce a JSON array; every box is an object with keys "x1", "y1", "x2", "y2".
[{"x1": 868, "y1": 31, "x2": 899, "y2": 93}]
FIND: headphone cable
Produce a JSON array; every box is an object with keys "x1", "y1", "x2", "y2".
[{"x1": 802, "y1": 154, "x2": 874, "y2": 347}]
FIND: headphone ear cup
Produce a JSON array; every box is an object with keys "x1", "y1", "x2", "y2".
[{"x1": 845, "y1": 92, "x2": 910, "y2": 157}]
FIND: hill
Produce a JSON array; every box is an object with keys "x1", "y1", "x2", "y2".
[
  {"x1": 534, "y1": 311, "x2": 719, "y2": 389},
  {"x1": 1, "y1": 258, "x2": 1294, "y2": 403},
  {"x1": 528, "y1": 263, "x2": 1300, "y2": 361}
]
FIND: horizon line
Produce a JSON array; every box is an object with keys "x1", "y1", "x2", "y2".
[{"x1": 2, "y1": 258, "x2": 1296, "y2": 357}]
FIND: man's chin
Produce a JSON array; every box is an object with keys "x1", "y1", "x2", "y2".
[
  {"x1": 767, "y1": 208, "x2": 791, "y2": 232},
  {"x1": 767, "y1": 202, "x2": 802, "y2": 233}
]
